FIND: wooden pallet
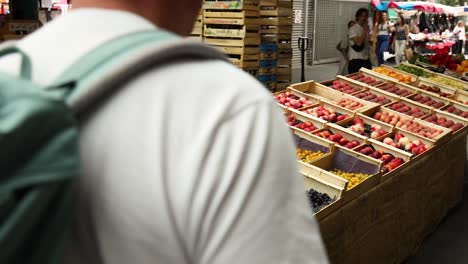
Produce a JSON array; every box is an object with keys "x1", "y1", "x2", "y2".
[
  {"x1": 203, "y1": 10, "x2": 260, "y2": 26},
  {"x1": 259, "y1": 17, "x2": 292, "y2": 25},
  {"x1": 277, "y1": 66, "x2": 291, "y2": 75},
  {"x1": 259, "y1": 66, "x2": 277, "y2": 74},
  {"x1": 259, "y1": 0, "x2": 293, "y2": 8},
  {"x1": 260, "y1": 25, "x2": 292, "y2": 34},
  {"x1": 276, "y1": 73, "x2": 292, "y2": 82},
  {"x1": 203, "y1": 24, "x2": 259, "y2": 38},
  {"x1": 277, "y1": 58, "x2": 292, "y2": 66},
  {"x1": 260, "y1": 33, "x2": 291, "y2": 43},
  {"x1": 214, "y1": 45, "x2": 260, "y2": 68},
  {"x1": 260, "y1": 7, "x2": 292, "y2": 17},
  {"x1": 204, "y1": 37, "x2": 260, "y2": 46},
  {"x1": 260, "y1": 51, "x2": 278, "y2": 59},
  {"x1": 277, "y1": 43, "x2": 291, "y2": 49},
  {"x1": 203, "y1": 0, "x2": 260, "y2": 11}
]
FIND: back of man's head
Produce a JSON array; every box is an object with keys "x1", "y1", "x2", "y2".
[{"x1": 72, "y1": 0, "x2": 202, "y2": 35}]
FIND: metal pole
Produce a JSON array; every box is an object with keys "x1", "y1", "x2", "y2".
[{"x1": 312, "y1": 0, "x2": 317, "y2": 65}]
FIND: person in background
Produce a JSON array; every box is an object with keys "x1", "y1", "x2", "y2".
[
  {"x1": 393, "y1": 14, "x2": 410, "y2": 66},
  {"x1": 374, "y1": 12, "x2": 390, "y2": 66},
  {"x1": 0, "y1": 0, "x2": 331, "y2": 263},
  {"x1": 337, "y1": 20, "x2": 356, "y2": 75},
  {"x1": 348, "y1": 8, "x2": 372, "y2": 74},
  {"x1": 453, "y1": 20, "x2": 465, "y2": 55}
]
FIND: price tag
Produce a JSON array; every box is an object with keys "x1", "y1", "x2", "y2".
[{"x1": 294, "y1": 10, "x2": 302, "y2": 24}]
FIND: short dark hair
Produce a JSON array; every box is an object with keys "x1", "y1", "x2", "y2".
[{"x1": 355, "y1": 8, "x2": 369, "y2": 20}]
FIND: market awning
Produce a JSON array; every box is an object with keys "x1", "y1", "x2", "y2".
[{"x1": 370, "y1": 0, "x2": 451, "y2": 14}]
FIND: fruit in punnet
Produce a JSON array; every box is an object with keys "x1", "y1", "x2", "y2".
[
  {"x1": 329, "y1": 169, "x2": 372, "y2": 190},
  {"x1": 275, "y1": 92, "x2": 314, "y2": 109},
  {"x1": 351, "y1": 73, "x2": 385, "y2": 86},
  {"x1": 382, "y1": 134, "x2": 428, "y2": 154},
  {"x1": 338, "y1": 98, "x2": 364, "y2": 110},
  {"x1": 377, "y1": 83, "x2": 412, "y2": 97},
  {"x1": 285, "y1": 114, "x2": 318, "y2": 132},
  {"x1": 306, "y1": 188, "x2": 335, "y2": 213},
  {"x1": 374, "y1": 67, "x2": 413, "y2": 83},
  {"x1": 390, "y1": 102, "x2": 426, "y2": 118},
  {"x1": 345, "y1": 117, "x2": 388, "y2": 138},
  {"x1": 423, "y1": 114, "x2": 465, "y2": 131},
  {"x1": 296, "y1": 149, "x2": 325, "y2": 163},
  {"x1": 328, "y1": 80, "x2": 362, "y2": 94},
  {"x1": 410, "y1": 94, "x2": 446, "y2": 108},
  {"x1": 302, "y1": 105, "x2": 349, "y2": 123},
  {"x1": 418, "y1": 84, "x2": 451, "y2": 97},
  {"x1": 444, "y1": 105, "x2": 468, "y2": 119},
  {"x1": 372, "y1": 111, "x2": 443, "y2": 139},
  {"x1": 428, "y1": 76, "x2": 465, "y2": 90},
  {"x1": 353, "y1": 91, "x2": 392, "y2": 105}
]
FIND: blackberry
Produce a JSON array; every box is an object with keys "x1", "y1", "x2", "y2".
[{"x1": 306, "y1": 189, "x2": 335, "y2": 213}]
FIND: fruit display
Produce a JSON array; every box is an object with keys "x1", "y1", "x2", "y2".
[
  {"x1": 427, "y1": 52, "x2": 463, "y2": 71},
  {"x1": 337, "y1": 98, "x2": 363, "y2": 110},
  {"x1": 423, "y1": 114, "x2": 465, "y2": 131},
  {"x1": 306, "y1": 188, "x2": 334, "y2": 213},
  {"x1": 329, "y1": 169, "x2": 372, "y2": 190},
  {"x1": 373, "y1": 111, "x2": 444, "y2": 139},
  {"x1": 395, "y1": 64, "x2": 433, "y2": 78},
  {"x1": 373, "y1": 66, "x2": 413, "y2": 83},
  {"x1": 302, "y1": 105, "x2": 350, "y2": 123},
  {"x1": 456, "y1": 60, "x2": 468, "y2": 74},
  {"x1": 377, "y1": 83, "x2": 413, "y2": 97},
  {"x1": 329, "y1": 80, "x2": 362, "y2": 94},
  {"x1": 388, "y1": 102, "x2": 427, "y2": 118},
  {"x1": 343, "y1": 117, "x2": 388, "y2": 139},
  {"x1": 444, "y1": 105, "x2": 468, "y2": 119},
  {"x1": 355, "y1": 145, "x2": 405, "y2": 173},
  {"x1": 418, "y1": 84, "x2": 452, "y2": 98},
  {"x1": 428, "y1": 76, "x2": 465, "y2": 90},
  {"x1": 296, "y1": 149, "x2": 325, "y2": 163},
  {"x1": 314, "y1": 130, "x2": 361, "y2": 149},
  {"x1": 275, "y1": 91, "x2": 315, "y2": 109},
  {"x1": 409, "y1": 94, "x2": 446, "y2": 109},
  {"x1": 382, "y1": 133, "x2": 428, "y2": 155},
  {"x1": 353, "y1": 91, "x2": 392, "y2": 105},
  {"x1": 348, "y1": 73, "x2": 385, "y2": 86},
  {"x1": 285, "y1": 114, "x2": 319, "y2": 132}
]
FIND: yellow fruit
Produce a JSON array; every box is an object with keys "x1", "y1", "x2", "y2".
[
  {"x1": 329, "y1": 169, "x2": 372, "y2": 190},
  {"x1": 296, "y1": 149, "x2": 325, "y2": 163}
]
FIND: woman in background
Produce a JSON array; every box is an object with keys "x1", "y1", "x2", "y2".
[
  {"x1": 453, "y1": 20, "x2": 465, "y2": 55},
  {"x1": 337, "y1": 20, "x2": 356, "y2": 75},
  {"x1": 393, "y1": 14, "x2": 410, "y2": 66},
  {"x1": 375, "y1": 12, "x2": 390, "y2": 66}
]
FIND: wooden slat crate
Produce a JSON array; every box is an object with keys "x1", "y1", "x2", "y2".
[
  {"x1": 203, "y1": 24, "x2": 259, "y2": 38},
  {"x1": 260, "y1": 25, "x2": 292, "y2": 34},
  {"x1": 259, "y1": 0, "x2": 293, "y2": 8},
  {"x1": 260, "y1": 6, "x2": 292, "y2": 17},
  {"x1": 259, "y1": 17, "x2": 292, "y2": 25},
  {"x1": 203, "y1": 0, "x2": 260, "y2": 11},
  {"x1": 204, "y1": 37, "x2": 260, "y2": 46}
]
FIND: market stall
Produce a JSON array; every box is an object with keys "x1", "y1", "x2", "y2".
[{"x1": 275, "y1": 64, "x2": 468, "y2": 263}]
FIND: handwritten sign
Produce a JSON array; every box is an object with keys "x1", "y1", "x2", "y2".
[{"x1": 294, "y1": 10, "x2": 302, "y2": 24}]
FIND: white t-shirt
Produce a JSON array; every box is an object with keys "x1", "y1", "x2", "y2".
[
  {"x1": 0, "y1": 9, "x2": 329, "y2": 264},
  {"x1": 454, "y1": 25, "x2": 466, "y2": 41},
  {"x1": 348, "y1": 23, "x2": 369, "y2": 60}
]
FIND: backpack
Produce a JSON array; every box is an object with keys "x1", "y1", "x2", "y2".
[{"x1": 0, "y1": 30, "x2": 227, "y2": 264}]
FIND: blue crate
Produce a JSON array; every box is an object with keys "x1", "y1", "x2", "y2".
[
  {"x1": 259, "y1": 60, "x2": 277, "y2": 68},
  {"x1": 258, "y1": 74, "x2": 277, "y2": 82},
  {"x1": 260, "y1": 43, "x2": 278, "y2": 53}
]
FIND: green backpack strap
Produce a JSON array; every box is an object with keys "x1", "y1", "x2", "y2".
[{"x1": 51, "y1": 30, "x2": 228, "y2": 117}]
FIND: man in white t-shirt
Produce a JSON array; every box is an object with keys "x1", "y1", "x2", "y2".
[
  {"x1": 348, "y1": 8, "x2": 372, "y2": 74},
  {"x1": 0, "y1": 0, "x2": 330, "y2": 264}
]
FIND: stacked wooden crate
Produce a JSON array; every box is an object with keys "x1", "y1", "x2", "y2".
[
  {"x1": 203, "y1": 0, "x2": 260, "y2": 74},
  {"x1": 189, "y1": 12, "x2": 204, "y2": 41},
  {"x1": 259, "y1": 0, "x2": 292, "y2": 91}
]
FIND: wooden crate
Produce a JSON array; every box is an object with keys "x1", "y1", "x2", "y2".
[
  {"x1": 293, "y1": 127, "x2": 335, "y2": 154},
  {"x1": 373, "y1": 80, "x2": 419, "y2": 98},
  {"x1": 290, "y1": 80, "x2": 343, "y2": 101},
  {"x1": 204, "y1": 36, "x2": 260, "y2": 46},
  {"x1": 337, "y1": 113, "x2": 394, "y2": 141},
  {"x1": 276, "y1": 73, "x2": 291, "y2": 82},
  {"x1": 276, "y1": 81, "x2": 291, "y2": 91},
  {"x1": 277, "y1": 65, "x2": 291, "y2": 75},
  {"x1": 441, "y1": 101, "x2": 468, "y2": 121},
  {"x1": 260, "y1": 25, "x2": 292, "y2": 34},
  {"x1": 351, "y1": 86, "x2": 400, "y2": 107},
  {"x1": 359, "y1": 139, "x2": 413, "y2": 179},
  {"x1": 259, "y1": 17, "x2": 292, "y2": 26},
  {"x1": 260, "y1": 0, "x2": 293, "y2": 8},
  {"x1": 286, "y1": 111, "x2": 328, "y2": 132},
  {"x1": 319, "y1": 76, "x2": 367, "y2": 95},
  {"x1": 310, "y1": 147, "x2": 382, "y2": 204},
  {"x1": 302, "y1": 172, "x2": 344, "y2": 221},
  {"x1": 259, "y1": 66, "x2": 277, "y2": 74},
  {"x1": 406, "y1": 91, "x2": 450, "y2": 110},
  {"x1": 260, "y1": 6, "x2": 292, "y2": 17},
  {"x1": 385, "y1": 98, "x2": 434, "y2": 119},
  {"x1": 213, "y1": 46, "x2": 259, "y2": 68},
  {"x1": 203, "y1": 24, "x2": 259, "y2": 38},
  {"x1": 300, "y1": 101, "x2": 356, "y2": 124},
  {"x1": 203, "y1": 0, "x2": 260, "y2": 11},
  {"x1": 451, "y1": 89, "x2": 468, "y2": 104},
  {"x1": 259, "y1": 51, "x2": 277, "y2": 59},
  {"x1": 416, "y1": 77, "x2": 458, "y2": 98},
  {"x1": 422, "y1": 109, "x2": 468, "y2": 136},
  {"x1": 377, "y1": 129, "x2": 436, "y2": 160}
]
